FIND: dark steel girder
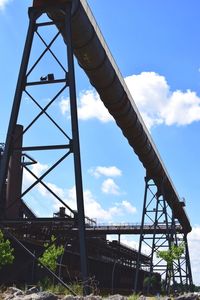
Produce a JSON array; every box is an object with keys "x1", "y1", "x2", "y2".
[{"x1": 0, "y1": 219, "x2": 184, "y2": 235}]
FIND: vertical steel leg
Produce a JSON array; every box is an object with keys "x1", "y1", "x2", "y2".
[
  {"x1": 147, "y1": 193, "x2": 159, "y2": 294},
  {"x1": 163, "y1": 196, "x2": 173, "y2": 294},
  {"x1": 6, "y1": 125, "x2": 23, "y2": 219},
  {"x1": 0, "y1": 9, "x2": 39, "y2": 217},
  {"x1": 134, "y1": 176, "x2": 148, "y2": 293},
  {"x1": 64, "y1": 4, "x2": 89, "y2": 295},
  {"x1": 184, "y1": 234, "x2": 193, "y2": 290}
]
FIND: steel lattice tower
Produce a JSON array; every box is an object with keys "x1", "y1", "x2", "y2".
[
  {"x1": 0, "y1": 2, "x2": 89, "y2": 294},
  {"x1": 134, "y1": 176, "x2": 193, "y2": 293}
]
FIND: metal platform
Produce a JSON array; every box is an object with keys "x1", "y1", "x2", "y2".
[{"x1": 0, "y1": 218, "x2": 184, "y2": 235}]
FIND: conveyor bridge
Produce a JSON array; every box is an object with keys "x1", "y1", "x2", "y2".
[
  {"x1": 0, "y1": 218, "x2": 183, "y2": 236},
  {"x1": 0, "y1": 0, "x2": 193, "y2": 293}
]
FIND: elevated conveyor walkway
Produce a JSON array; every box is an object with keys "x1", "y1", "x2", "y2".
[
  {"x1": 0, "y1": 218, "x2": 183, "y2": 235},
  {"x1": 33, "y1": 0, "x2": 191, "y2": 233}
]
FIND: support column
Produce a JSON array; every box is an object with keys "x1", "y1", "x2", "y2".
[
  {"x1": 134, "y1": 176, "x2": 182, "y2": 294},
  {"x1": 0, "y1": 8, "x2": 38, "y2": 218},
  {"x1": 64, "y1": 4, "x2": 89, "y2": 295},
  {"x1": 6, "y1": 125, "x2": 23, "y2": 219},
  {"x1": 134, "y1": 176, "x2": 149, "y2": 293},
  {"x1": 183, "y1": 234, "x2": 193, "y2": 291}
]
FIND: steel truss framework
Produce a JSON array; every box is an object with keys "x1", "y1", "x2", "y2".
[
  {"x1": 0, "y1": 3, "x2": 90, "y2": 294},
  {"x1": 134, "y1": 177, "x2": 193, "y2": 293},
  {"x1": 0, "y1": 2, "x2": 194, "y2": 295}
]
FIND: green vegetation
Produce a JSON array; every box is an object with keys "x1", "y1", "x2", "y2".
[
  {"x1": 157, "y1": 242, "x2": 185, "y2": 293},
  {"x1": 127, "y1": 293, "x2": 140, "y2": 300},
  {"x1": 38, "y1": 235, "x2": 64, "y2": 273},
  {"x1": 38, "y1": 278, "x2": 99, "y2": 296},
  {"x1": 157, "y1": 242, "x2": 185, "y2": 267},
  {"x1": 38, "y1": 277, "x2": 73, "y2": 295},
  {"x1": 0, "y1": 230, "x2": 14, "y2": 269}
]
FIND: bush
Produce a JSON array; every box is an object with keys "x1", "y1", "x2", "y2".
[
  {"x1": 38, "y1": 235, "x2": 64, "y2": 273},
  {"x1": 0, "y1": 230, "x2": 14, "y2": 269}
]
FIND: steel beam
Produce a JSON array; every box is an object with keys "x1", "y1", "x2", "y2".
[{"x1": 0, "y1": 8, "x2": 38, "y2": 217}]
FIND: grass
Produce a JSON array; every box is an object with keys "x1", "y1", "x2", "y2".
[{"x1": 127, "y1": 294, "x2": 140, "y2": 300}]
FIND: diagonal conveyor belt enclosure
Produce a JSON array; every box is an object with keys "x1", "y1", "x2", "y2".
[{"x1": 33, "y1": 0, "x2": 191, "y2": 233}]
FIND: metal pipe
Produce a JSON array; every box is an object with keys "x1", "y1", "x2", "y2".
[{"x1": 43, "y1": 0, "x2": 191, "y2": 233}]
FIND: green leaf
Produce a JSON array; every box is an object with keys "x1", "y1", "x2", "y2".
[
  {"x1": 0, "y1": 230, "x2": 14, "y2": 269},
  {"x1": 38, "y1": 236, "x2": 64, "y2": 272}
]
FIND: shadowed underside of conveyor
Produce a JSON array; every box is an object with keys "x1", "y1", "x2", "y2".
[{"x1": 33, "y1": 0, "x2": 191, "y2": 233}]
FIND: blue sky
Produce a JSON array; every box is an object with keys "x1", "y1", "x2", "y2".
[{"x1": 1, "y1": 0, "x2": 200, "y2": 284}]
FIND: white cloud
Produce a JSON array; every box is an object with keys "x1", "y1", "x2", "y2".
[
  {"x1": 84, "y1": 188, "x2": 120, "y2": 221},
  {"x1": 77, "y1": 90, "x2": 113, "y2": 122},
  {"x1": 31, "y1": 162, "x2": 48, "y2": 177},
  {"x1": 119, "y1": 237, "x2": 139, "y2": 251},
  {"x1": 89, "y1": 166, "x2": 122, "y2": 178},
  {"x1": 59, "y1": 90, "x2": 113, "y2": 122},
  {"x1": 101, "y1": 178, "x2": 120, "y2": 195},
  {"x1": 125, "y1": 72, "x2": 200, "y2": 129},
  {"x1": 162, "y1": 90, "x2": 200, "y2": 125},
  {"x1": 59, "y1": 98, "x2": 70, "y2": 115},
  {"x1": 59, "y1": 72, "x2": 200, "y2": 130},
  {"x1": 0, "y1": 0, "x2": 11, "y2": 10},
  {"x1": 121, "y1": 200, "x2": 137, "y2": 214},
  {"x1": 65, "y1": 187, "x2": 137, "y2": 222},
  {"x1": 64, "y1": 188, "x2": 137, "y2": 222},
  {"x1": 22, "y1": 162, "x2": 49, "y2": 191},
  {"x1": 188, "y1": 226, "x2": 200, "y2": 285},
  {"x1": 38, "y1": 182, "x2": 65, "y2": 202},
  {"x1": 22, "y1": 164, "x2": 136, "y2": 222}
]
